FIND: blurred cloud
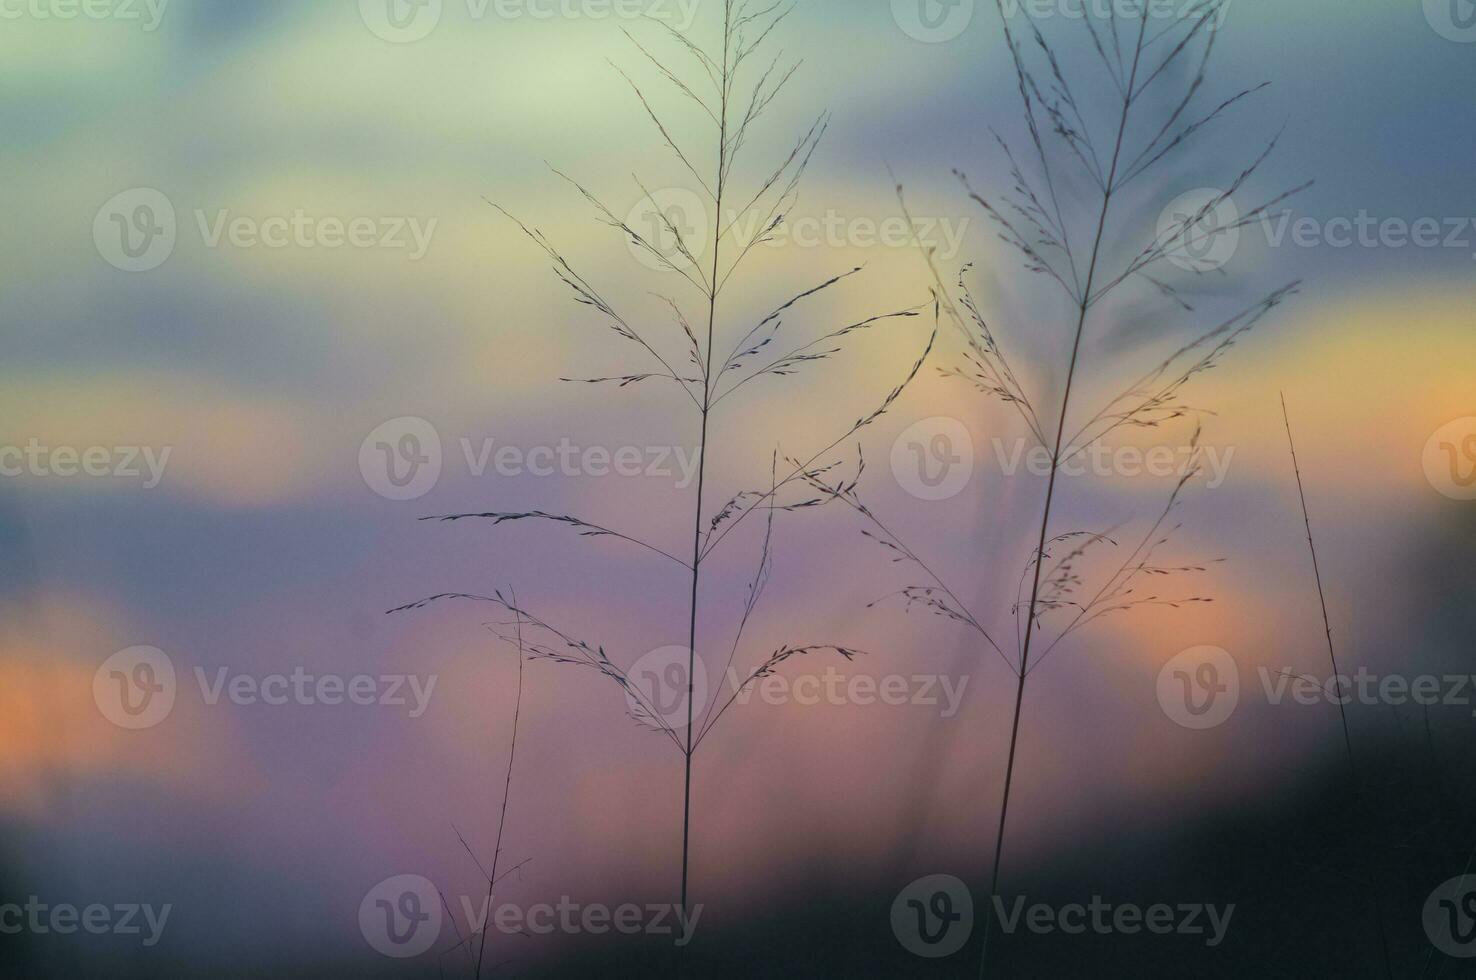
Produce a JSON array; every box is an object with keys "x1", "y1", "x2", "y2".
[{"x1": 0, "y1": 593, "x2": 248, "y2": 818}]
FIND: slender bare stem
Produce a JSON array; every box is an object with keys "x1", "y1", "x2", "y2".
[
  {"x1": 474, "y1": 590, "x2": 526, "y2": 979},
  {"x1": 1280, "y1": 394, "x2": 1393, "y2": 979}
]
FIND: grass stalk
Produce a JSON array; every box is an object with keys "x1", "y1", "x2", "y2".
[
  {"x1": 883, "y1": 3, "x2": 1306, "y2": 971},
  {"x1": 396, "y1": 0, "x2": 936, "y2": 936},
  {"x1": 472, "y1": 593, "x2": 525, "y2": 979},
  {"x1": 977, "y1": 15, "x2": 1150, "y2": 974},
  {"x1": 678, "y1": 0, "x2": 731, "y2": 922},
  {"x1": 1280, "y1": 394, "x2": 1393, "y2": 979}
]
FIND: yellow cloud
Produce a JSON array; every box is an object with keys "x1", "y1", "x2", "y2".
[
  {"x1": 0, "y1": 372, "x2": 310, "y2": 507},
  {"x1": 1197, "y1": 281, "x2": 1476, "y2": 500}
]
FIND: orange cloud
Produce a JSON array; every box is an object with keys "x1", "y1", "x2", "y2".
[{"x1": 0, "y1": 594, "x2": 248, "y2": 819}]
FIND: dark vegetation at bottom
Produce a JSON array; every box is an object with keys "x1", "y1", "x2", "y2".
[
  {"x1": 5, "y1": 721, "x2": 1471, "y2": 979},
  {"x1": 534, "y1": 724, "x2": 1476, "y2": 979}
]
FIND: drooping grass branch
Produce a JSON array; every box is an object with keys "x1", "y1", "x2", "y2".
[
  {"x1": 396, "y1": 0, "x2": 934, "y2": 927},
  {"x1": 419, "y1": 511, "x2": 693, "y2": 570}
]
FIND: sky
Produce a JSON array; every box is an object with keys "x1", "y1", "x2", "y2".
[{"x1": 2, "y1": 0, "x2": 1475, "y2": 974}]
